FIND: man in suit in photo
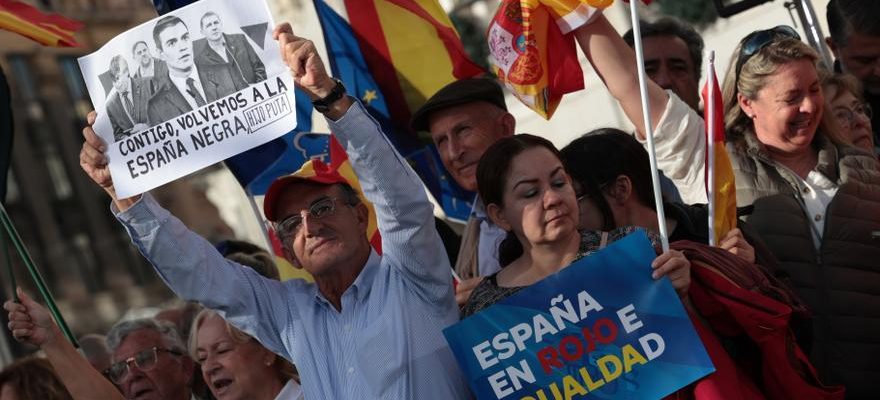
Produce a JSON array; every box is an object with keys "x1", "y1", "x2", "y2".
[
  {"x1": 131, "y1": 40, "x2": 168, "y2": 81},
  {"x1": 106, "y1": 55, "x2": 150, "y2": 141},
  {"x1": 147, "y1": 15, "x2": 247, "y2": 126},
  {"x1": 195, "y1": 12, "x2": 266, "y2": 85}
]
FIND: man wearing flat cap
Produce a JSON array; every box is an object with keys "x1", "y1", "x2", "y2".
[
  {"x1": 410, "y1": 77, "x2": 515, "y2": 297},
  {"x1": 79, "y1": 23, "x2": 469, "y2": 400}
]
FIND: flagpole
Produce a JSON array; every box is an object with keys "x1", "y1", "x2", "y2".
[
  {"x1": 0, "y1": 203, "x2": 78, "y2": 347},
  {"x1": 706, "y1": 51, "x2": 717, "y2": 247},
  {"x1": 2, "y1": 229, "x2": 17, "y2": 303},
  {"x1": 244, "y1": 187, "x2": 274, "y2": 254},
  {"x1": 627, "y1": 0, "x2": 669, "y2": 252}
]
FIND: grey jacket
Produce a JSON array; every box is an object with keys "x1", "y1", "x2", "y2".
[{"x1": 729, "y1": 132, "x2": 880, "y2": 399}]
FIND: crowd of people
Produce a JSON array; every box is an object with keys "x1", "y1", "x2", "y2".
[{"x1": 3, "y1": 0, "x2": 880, "y2": 399}]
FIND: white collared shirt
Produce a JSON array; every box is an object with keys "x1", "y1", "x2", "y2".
[
  {"x1": 208, "y1": 39, "x2": 229, "y2": 63},
  {"x1": 797, "y1": 170, "x2": 839, "y2": 249},
  {"x1": 168, "y1": 65, "x2": 206, "y2": 109},
  {"x1": 138, "y1": 59, "x2": 155, "y2": 78},
  {"x1": 471, "y1": 197, "x2": 505, "y2": 276},
  {"x1": 274, "y1": 380, "x2": 304, "y2": 400}
]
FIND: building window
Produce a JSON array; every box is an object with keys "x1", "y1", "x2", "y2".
[
  {"x1": 7, "y1": 56, "x2": 37, "y2": 102},
  {"x1": 58, "y1": 56, "x2": 92, "y2": 120},
  {"x1": 45, "y1": 153, "x2": 73, "y2": 200},
  {"x1": 6, "y1": 169, "x2": 19, "y2": 204}
]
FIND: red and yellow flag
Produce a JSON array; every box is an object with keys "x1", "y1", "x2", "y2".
[
  {"x1": 487, "y1": 0, "x2": 613, "y2": 119},
  {"x1": 702, "y1": 57, "x2": 737, "y2": 245},
  {"x1": 0, "y1": 0, "x2": 83, "y2": 47},
  {"x1": 344, "y1": 0, "x2": 484, "y2": 136}
]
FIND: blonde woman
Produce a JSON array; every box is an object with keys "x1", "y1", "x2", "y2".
[
  {"x1": 189, "y1": 309, "x2": 302, "y2": 400},
  {"x1": 718, "y1": 30, "x2": 880, "y2": 395},
  {"x1": 574, "y1": 16, "x2": 880, "y2": 395},
  {"x1": 574, "y1": 17, "x2": 880, "y2": 398}
]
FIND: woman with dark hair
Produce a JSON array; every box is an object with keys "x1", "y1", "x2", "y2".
[
  {"x1": 560, "y1": 128, "x2": 766, "y2": 265},
  {"x1": 0, "y1": 357, "x2": 72, "y2": 400},
  {"x1": 4, "y1": 289, "x2": 124, "y2": 400},
  {"x1": 459, "y1": 134, "x2": 690, "y2": 317}
]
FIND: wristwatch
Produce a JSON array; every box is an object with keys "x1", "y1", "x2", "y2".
[{"x1": 312, "y1": 79, "x2": 346, "y2": 113}]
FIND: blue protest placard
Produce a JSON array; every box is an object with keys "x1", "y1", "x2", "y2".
[{"x1": 444, "y1": 231, "x2": 714, "y2": 399}]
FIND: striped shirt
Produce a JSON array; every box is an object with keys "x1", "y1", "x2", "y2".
[{"x1": 115, "y1": 100, "x2": 470, "y2": 399}]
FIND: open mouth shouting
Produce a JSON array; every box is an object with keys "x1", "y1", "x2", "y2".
[{"x1": 211, "y1": 377, "x2": 235, "y2": 396}]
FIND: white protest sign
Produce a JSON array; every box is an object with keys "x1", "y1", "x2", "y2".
[{"x1": 77, "y1": 0, "x2": 296, "y2": 198}]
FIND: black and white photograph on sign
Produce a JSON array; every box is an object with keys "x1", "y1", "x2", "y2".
[{"x1": 77, "y1": 0, "x2": 297, "y2": 199}]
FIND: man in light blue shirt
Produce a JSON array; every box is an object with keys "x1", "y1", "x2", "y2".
[{"x1": 79, "y1": 23, "x2": 469, "y2": 399}]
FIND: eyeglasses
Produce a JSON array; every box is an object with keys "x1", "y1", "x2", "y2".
[
  {"x1": 833, "y1": 103, "x2": 873, "y2": 128},
  {"x1": 274, "y1": 196, "x2": 352, "y2": 239},
  {"x1": 104, "y1": 346, "x2": 183, "y2": 383},
  {"x1": 735, "y1": 25, "x2": 801, "y2": 82}
]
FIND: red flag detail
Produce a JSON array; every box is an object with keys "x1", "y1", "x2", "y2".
[{"x1": 0, "y1": 0, "x2": 83, "y2": 47}]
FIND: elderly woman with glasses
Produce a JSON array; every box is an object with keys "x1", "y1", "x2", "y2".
[
  {"x1": 821, "y1": 71, "x2": 877, "y2": 156},
  {"x1": 573, "y1": 16, "x2": 880, "y2": 396}
]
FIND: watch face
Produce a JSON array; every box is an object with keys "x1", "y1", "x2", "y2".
[
  {"x1": 313, "y1": 102, "x2": 329, "y2": 112},
  {"x1": 312, "y1": 79, "x2": 345, "y2": 112}
]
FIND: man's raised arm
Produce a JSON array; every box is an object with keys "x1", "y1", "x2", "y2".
[
  {"x1": 275, "y1": 23, "x2": 452, "y2": 304},
  {"x1": 79, "y1": 115, "x2": 293, "y2": 358},
  {"x1": 573, "y1": 13, "x2": 707, "y2": 204}
]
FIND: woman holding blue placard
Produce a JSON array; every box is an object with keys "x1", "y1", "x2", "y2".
[{"x1": 459, "y1": 134, "x2": 691, "y2": 317}]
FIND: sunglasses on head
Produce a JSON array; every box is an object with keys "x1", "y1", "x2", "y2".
[{"x1": 735, "y1": 25, "x2": 801, "y2": 82}]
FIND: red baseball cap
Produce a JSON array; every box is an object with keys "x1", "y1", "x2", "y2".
[{"x1": 263, "y1": 159, "x2": 349, "y2": 222}]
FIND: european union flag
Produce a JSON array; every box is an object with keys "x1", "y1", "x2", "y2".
[{"x1": 315, "y1": 0, "x2": 474, "y2": 220}]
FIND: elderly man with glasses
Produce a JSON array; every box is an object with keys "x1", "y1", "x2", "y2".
[
  {"x1": 78, "y1": 23, "x2": 468, "y2": 400},
  {"x1": 104, "y1": 319, "x2": 194, "y2": 400}
]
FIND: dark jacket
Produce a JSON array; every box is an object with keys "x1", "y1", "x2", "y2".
[
  {"x1": 665, "y1": 202, "x2": 779, "y2": 270},
  {"x1": 194, "y1": 34, "x2": 265, "y2": 85},
  {"x1": 106, "y1": 76, "x2": 151, "y2": 141},
  {"x1": 672, "y1": 241, "x2": 844, "y2": 400},
  {"x1": 146, "y1": 64, "x2": 247, "y2": 125},
  {"x1": 134, "y1": 57, "x2": 169, "y2": 82},
  {"x1": 728, "y1": 131, "x2": 880, "y2": 399}
]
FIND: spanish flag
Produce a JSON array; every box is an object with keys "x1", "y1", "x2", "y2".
[
  {"x1": 340, "y1": 0, "x2": 484, "y2": 139},
  {"x1": 702, "y1": 53, "x2": 737, "y2": 246},
  {"x1": 0, "y1": 0, "x2": 82, "y2": 47},
  {"x1": 317, "y1": 0, "x2": 483, "y2": 221},
  {"x1": 487, "y1": 0, "x2": 613, "y2": 118}
]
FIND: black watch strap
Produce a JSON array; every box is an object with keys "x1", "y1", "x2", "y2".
[{"x1": 312, "y1": 79, "x2": 346, "y2": 113}]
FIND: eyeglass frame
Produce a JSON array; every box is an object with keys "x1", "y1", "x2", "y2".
[
  {"x1": 832, "y1": 102, "x2": 873, "y2": 128},
  {"x1": 734, "y1": 25, "x2": 801, "y2": 84},
  {"x1": 273, "y1": 195, "x2": 357, "y2": 240},
  {"x1": 103, "y1": 346, "x2": 184, "y2": 383}
]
